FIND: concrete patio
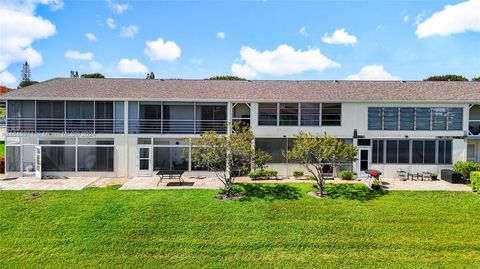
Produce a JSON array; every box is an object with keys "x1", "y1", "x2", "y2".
[
  {"x1": 0, "y1": 177, "x2": 99, "y2": 191},
  {"x1": 119, "y1": 176, "x2": 223, "y2": 190},
  {"x1": 379, "y1": 179, "x2": 471, "y2": 191}
]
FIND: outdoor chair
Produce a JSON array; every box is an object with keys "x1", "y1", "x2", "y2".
[
  {"x1": 397, "y1": 170, "x2": 407, "y2": 181},
  {"x1": 422, "y1": 171, "x2": 432, "y2": 181}
]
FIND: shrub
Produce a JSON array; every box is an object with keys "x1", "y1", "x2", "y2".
[
  {"x1": 453, "y1": 161, "x2": 480, "y2": 180},
  {"x1": 371, "y1": 180, "x2": 381, "y2": 190},
  {"x1": 338, "y1": 170, "x2": 353, "y2": 180},
  {"x1": 470, "y1": 171, "x2": 480, "y2": 192},
  {"x1": 307, "y1": 175, "x2": 316, "y2": 181},
  {"x1": 248, "y1": 169, "x2": 278, "y2": 179},
  {"x1": 293, "y1": 170, "x2": 304, "y2": 178}
]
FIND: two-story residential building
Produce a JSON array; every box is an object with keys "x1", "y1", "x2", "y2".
[{"x1": 2, "y1": 78, "x2": 480, "y2": 179}]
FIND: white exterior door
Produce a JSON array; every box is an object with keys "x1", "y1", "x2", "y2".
[
  {"x1": 35, "y1": 146, "x2": 42, "y2": 179},
  {"x1": 357, "y1": 148, "x2": 371, "y2": 178},
  {"x1": 138, "y1": 146, "x2": 152, "y2": 176}
]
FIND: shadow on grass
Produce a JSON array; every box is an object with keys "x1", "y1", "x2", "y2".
[
  {"x1": 323, "y1": 183, "x2": 388, "y2": 202},
  {"x1": 235, "y1": 183, "x2": 302, "y2": 201}
]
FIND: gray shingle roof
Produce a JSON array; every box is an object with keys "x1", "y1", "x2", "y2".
[{"x1": 3, "y1": 78, "x2": 480, "y2": 103}]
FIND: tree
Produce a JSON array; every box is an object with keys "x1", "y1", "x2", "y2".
[
  {"x1": 18, "y1": 80, "x2": 38, "y2": 88},
  {"x1": 424, "y1": 74, "x2": 468, "y2": 81},
  {"x1": 146, "y1": 72, "x2": 155, "y2": 79},
  {"x1": 81, "y1": 73, "x2": 105, "y2": 78},
  {"x1": 21, "y1": 61, "x2": 31, "y2": 82},
  {"x1": 473, "y1": 76, "x2": 480, "y2": 81},
  {"x1": 70, "y1": 70, "x2": 79, "y2": 78},
  {"x1": 287, "y1": 132, "x2": 357, "y2": 197},
  {"x1": 190, "y1": 123, "x2": 270, "y2": 197},
  {"x1": 206, "y1": 75, "x2": 246, "y2": 81}
]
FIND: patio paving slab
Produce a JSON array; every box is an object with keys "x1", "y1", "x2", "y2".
[
  {"x1": 119, "y1": 177, "x2": 223, "y2": 190},
  {"x1": 379, "y1": 179, "x2": 472, "y2": 191},
  {"x1": 0, "y1": 177, "x2": 99, "y2": 191}
]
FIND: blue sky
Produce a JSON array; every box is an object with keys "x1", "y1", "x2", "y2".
[{"x1": 0, "y1": 0, "x2": 479, "y2": 86}]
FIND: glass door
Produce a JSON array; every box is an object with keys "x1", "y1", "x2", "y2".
[
  {"x1": 138, "y1": 146, "x2": 152, "y2": 176},
  {"x1": 357, "y1": 148, "x2": 371, "y2": 178}
]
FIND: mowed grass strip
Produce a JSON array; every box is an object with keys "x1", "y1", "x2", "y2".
[{"x1": 0, "y1": 183, "x2": 479, "y2": 268}]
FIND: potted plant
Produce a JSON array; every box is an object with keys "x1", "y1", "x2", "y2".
[{"x1": 431, "y1": 172, "x2": 438, "y2": 180}]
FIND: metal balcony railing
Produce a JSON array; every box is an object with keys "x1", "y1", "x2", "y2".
[
  {"x1": 128, "y1": 119, "x2": 227, "y2": 134},
  {"x1": 7, "y1": 118, "x2": 124, "y2": 134}
]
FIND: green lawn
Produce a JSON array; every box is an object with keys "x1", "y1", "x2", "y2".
[
  {"x1": 0, "y1": 141, "x2": 4, "y2": 158},
  {"x1": 0, "y1": 183, "x2": 479, "y2": 268}
]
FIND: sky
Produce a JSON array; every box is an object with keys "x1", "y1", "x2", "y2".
[{"x1": 0, "y1": 0, "x2": 479, "y2": 86}]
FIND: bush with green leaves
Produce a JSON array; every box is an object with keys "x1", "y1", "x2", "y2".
[
  {"x1": 248, "y1": 169, "x2": 278, "y2": 179},
  {"x1": 452, "y1": 161, "x2": 480, "y2": 180},
  {"x1": 470, "y1": 171, "x2": 480, "y2": 192},
  {"x1": 371, "y1": 180, "x2": 381, "y2": 190},
  {"x1": 293, "y1": 170, "x2": 304, "y2": 178},
  {"x1": 338, "y1": 170, "x2": 354, "y2": 180}
]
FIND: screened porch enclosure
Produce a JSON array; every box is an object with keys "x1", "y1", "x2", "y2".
[{"x1": 129, "y1": 102, "x2": 227, "y2": 134}]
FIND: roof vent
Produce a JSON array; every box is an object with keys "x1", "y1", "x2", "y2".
[
  {"x1": 401, "y1": 80, "x2": 407, "y2": 83},
  {"x1": 334, "y1": 80, "x2": 339, "y2": 83}
]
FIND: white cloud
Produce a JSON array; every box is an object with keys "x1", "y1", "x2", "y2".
[
  {"x1": 0, "y1": 1, "x2": 57, "y2": 83},
  {"x1": 117, "y1": 58, "x2": 147, "y2": 74},
  {"x1": 0, "y1": 70, "x2": 16, "y2": 84},
  {"x1": 191, "y1": 58, "x2": 203, "y2": 65},
  {"x1": 322, "y1": 28, "x2": 357, "y2": 45},
  {"x1": 89, "y1": 61, "x2": 103, "y2": 71},
  {"x1": 376, "y1": 24, "x2": 385, "y2": 31},
  {"x1": 107, "y1": 0, "x2": 130, "y2": 14},
  {"x1": 345, "y1": 65, "x2": 400, "y2": 80},
  {"x1": 416, "y1": 0, "x2": 480, "y2": 38},
  {"x1": 106, "y1": 17, "x2": 116, "y2": 29},
  {"x1": 217, "y1": 32, "x2": 225, "y2": 39},
  {"x1": 64, "y1": 50, "x2": 94, "y2": 60},
  {"x1": 403, "y1": 15, "x2": 409, "y2": 22},
  {"x1": 414, "y1": 10, "x2": 427, "y2": 25},
  {"x1": 144, "y1": 38, "x2": 181, "y2": 62},
  {"x1": 231, "y1": 64, "x2": 257, "y2": 79},
  {"x1": 85, "y1": 32, "x2": 97, "y2": 41},
  {"x1": 298, "y1": 26, "x2": 308, "y2": 37},
  {"x1": 231, "y1": 44, "x2": 340, "y2": 79},
  {"x1": 120, "y1": 25, "x2": 139, "y2": 38}
]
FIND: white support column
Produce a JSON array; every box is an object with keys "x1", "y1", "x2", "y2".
[
  {"x1": 227, "y1": 102, "x2": 233, "y2": 134},
  {"x1": 124, "y1": 100, "x2": 129, "y2": 177}
]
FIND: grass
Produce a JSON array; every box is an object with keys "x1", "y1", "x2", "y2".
[
  {"x1": 0, "y1": 183, "x2": 479, "y2": 268},
  {"x1": 0, "y1": 141, "x2": 4, "y2": 158}
]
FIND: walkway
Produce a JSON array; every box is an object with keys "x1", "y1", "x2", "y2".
[{"x1": 0, "y1": 177, "x2": 98, "y2": 191}]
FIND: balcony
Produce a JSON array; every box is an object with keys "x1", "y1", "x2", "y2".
[
  {"x1": 7, "y1": 118, "x2": 124, "y2": 134},
  {"x1": 128, "y1": 119, "x2": 227, "y2": 134}
]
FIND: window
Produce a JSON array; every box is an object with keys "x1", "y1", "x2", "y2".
[
  {"x1": 66, "y1": 101, "x2": 94, "y2": 119},
  {"x1": 369, "y1": 107, "x2": 463, "y2": 131},
  {"x1": 424, "y1": 140, "x2": 436, "y2": 163},
  {"x1": 37, "y1": 101, "x2": 65, "y2": 132},
  {"x1": 95, "y1": 101, "x2": 113, "y2": 119},
  {"x1": 412, "y1": 141, "x2": 424, "y2": 164},
  {"x1": 383, "y1": 108, "x2": 399, "y2": 130},
  {"x1": 400, "y1": 108, "x2": 415, "y2": 130},
  {"x1": 415, "y1": 108, "x2": 431, "y2": 130},
  {"x1": 6, "y1": 146, "x2": 21, "y2": 172},
  {"x1": 398, "y1": 140, "x2": 410, "y2": 163},
  {"x1": 255, "y1": 138, "x2": 287, "y2": 163},
  {"x1": 300, "y1": 103, "x2": 320, "y2": 126},
  {"x1": 279, "y1": 103, "x2": 298, "y2": 126},
  {"x1": 467, "y1": 144, "x2": 476, "y2": 162},
  {"x1": 447, "y1": 108, "x2": 463, "y2": 130},
  {"x1": 432, "y1": 108, "x2": 447, "y2": 130},
  {"x1": 386, "y1": 140, "x2": 398, "y2": 163},
  {"x1": 358, "y1": 139, "x2": 371, "y2": 146},
  {"x1": 77, "y1": 147, "x2": 114, "y2": 171},
  {"x1": 322, "y1": 103, "x2": 341, "y2": 126},
  {"x1": 7, "y1": 100, "x2": 35, "y2": 118},
  {"x1": 41, "y1": 146, "x2": 76, "y2": 171},
  {"x1": 368, "y1": 108, "x2": 382, "y2": 130},
  {"x1": 438, "y1": 140, "x2": 453, "y2": 164},
  {"x1": 258, "y1": 103, "x2": 277, "y2": 126},
  {"x1": 372, "y1": 140, "x2": 384, "y2": 164}
]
